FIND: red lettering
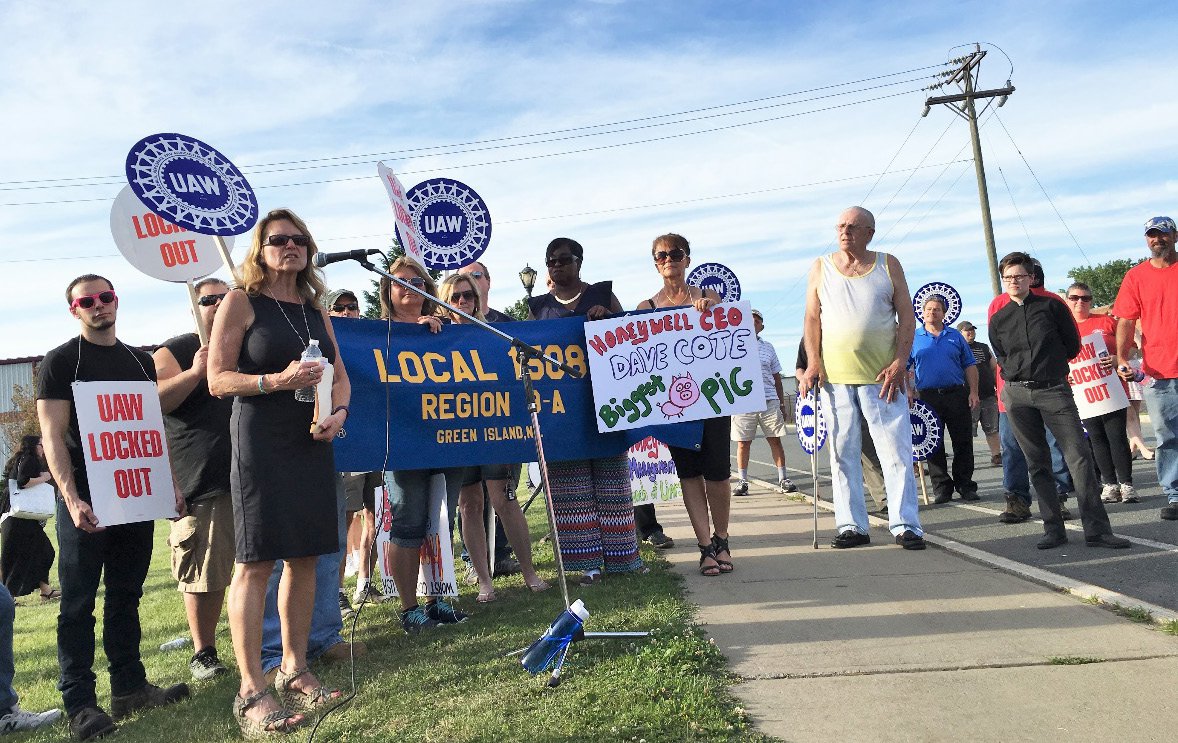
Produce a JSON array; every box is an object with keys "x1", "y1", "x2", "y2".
[{"x1": 132, "y1": 215, "x2": 149, "y2": 240}]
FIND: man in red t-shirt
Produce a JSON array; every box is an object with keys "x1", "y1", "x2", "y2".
[{"x1": 1112, "y1": 216, "x2": 1178, "y2": 521}]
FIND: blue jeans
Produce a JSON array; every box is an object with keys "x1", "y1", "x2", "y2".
[
  {"x1": 1142, "y1": 377, "x2": 1178, "y2": 503},
  {"x1": 384, "y1": 469, "x2": 464, "y2": 549},
  {"x1": 823, "y1": 383, "x2": 922, "y2": 537},
  {"x1": 260, "y1": 477, "x2": 347, "y2": 674},
  {"x1": 0, "y1": 583, "x2": 16, "y2": 712},
  {"x1": 999, "y1": 412, "x2": 1073, "y2": 505}
]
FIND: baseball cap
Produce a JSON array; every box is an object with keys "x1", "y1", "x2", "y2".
[
  {"x1": 956, "y1": 321, "x2": 976, "y2": 331},
  {"x1": 326, "y1": 288, "x2": 357, "y2": 308},
  {"x1": 1144, "y1": 216, "x2": 1176, "y2": 235},
  {"x1": 751, "y1": 309, "x2": 763, "y2": 320}
]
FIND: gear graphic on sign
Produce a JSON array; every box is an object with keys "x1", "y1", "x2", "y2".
[
  {"x1": 687, "y1": 262, "x2": 742, "y2": 302},
  {"x1": 403, "y1": 178, "x2": 491, "y2": 270},
  {"x1": 794, "y1": 390, "x2": 827, "y2": 454},
  {"x1": 912, "y1": 281, "x2": 963, "y2": 327},
  {"x1": 910, "y1": 400, "x2": 943, "y2": 462},
  {"x1": 125, "y1": 133, "x2": 258, "y2": 237}
]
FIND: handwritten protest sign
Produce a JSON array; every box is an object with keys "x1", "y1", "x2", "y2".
[
  {"x1": 72, "y1": 381, "x2": 179, "y2": 526},
  {"x1": 109, "y1": 186, "x2": 234, "y2": 282},
  {"x1": 582, "y1": 302, "x2": 764, "y2": 433},
  {"x1": 377, "y1": 161, "x2": 423, "y2": 262},
  {"x1": 1067, "y1": 332, "x2": 1128, "y2": 418},
  {"x1": 628, "y1": 437, "x2": 681, "y2": 506},
  {"x1": 375, "y1": 474, "x2": 457, "y2": 597}
]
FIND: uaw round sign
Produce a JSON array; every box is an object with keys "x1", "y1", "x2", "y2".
[
  {"x1": 912, "y1": 282, "x2": 962, "y2": 326},
  {"x1": 125, "y1": 133, "x2": 258, "y2": 237},
  {"x1": 910, "y1": 399, "x2": 943, "y2": 462},
  {"x1": 794, "y1": 390, "x2": 827, "y2": 454},
  {"x1": 110, "y1": 186, "x2": 234, "y2": 283},
  {"x1": 403, "y1": 178, "x2": 491, "y2": 271},
  {"x1": 688, "y1": 262, "x2": 741, "y2": 302}
]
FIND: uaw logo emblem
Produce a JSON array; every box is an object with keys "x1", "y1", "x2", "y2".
[
  {"x1": 912, "y1": 282, "x2": 962, "y2": 327},
  {"x1": 403, "y1": 178, "x2": 492, "y2": 271},
  {"x1": 125, "y1": 133, "x2": 258, "y2": 237},
  {"x1": 794, "y1": 390, "x2": 827, "y2": 454},
  {"x1": 687, "y1": 262, "x2": 741, "y2": 302},
  {"x1": 910, "y1": 399, "x2": 943, "y2": 462}
]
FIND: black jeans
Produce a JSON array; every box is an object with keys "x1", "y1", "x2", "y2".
[
  {"x1": 1083, "y1": 407, "x2": 1133, "y2": 486},
  {"x1": 919, "y1": 386, "x2": 977, "y2": 497},
  {"x1": 633, "y1": 504, "x2": 662, "y2": 539},
  {"x1": 1002, "y1": 383, "x2": 1113, "y2": 539},
  {"x1": 55, "y1": 500, "x2": 153, "y2": 715}
]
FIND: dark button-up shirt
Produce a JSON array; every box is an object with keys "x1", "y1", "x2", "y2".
[{"x1": 989, "y1": 292, "x2": 1080, "y2": 383}]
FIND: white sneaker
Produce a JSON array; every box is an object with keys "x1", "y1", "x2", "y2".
[
  {"x1": 734, "y1": 480, "x2": 750, "y2": 496},
  {"x1": 343, "y1": 552, "x2": 359, "y2": 578},
  {"x1": 0, "y1": 706, "x2": 62, "y2": 733},
  {"x1": 1100, "y1": 483, "x2": 1121, "y2": 503},
  {"x1": 1120, "y1": 483, "x2": 1140, "y2": 503},
  {"x1": 779, "y1": 478, "x2": 797, "y2": 493}
]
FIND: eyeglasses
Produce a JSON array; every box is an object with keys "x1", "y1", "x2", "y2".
[
  {"x1": 463, "y1": 271, "x2": 486, "y2": 280},
  {"x1": 1001, "y1": 273, "x2": 1031, "y2": 282},
  {"x1": 70, "y1": 290, "x2": 117, "y2": 310},
  {"x1": 264, "y1": 234, "x2": 310, "y2": 248},
  {"x1": 450, "y1": 290, "x2": 477, "y2": 303},
  {"x1": 394, "y1": 276, "x2": 426, "y2": 289},
  {"x1": 1066, "y1": 295, "x2": 1092, "y2": 303},
  {"x1": 331, "y1": 302, "x2": 359, "y2": 312},
  {"x1": 546, "y1": 255, "x2": 577, "y2": 268},
  {"x1": 654, "y1": 248, "x2": 688, "y2": 263},
  {"x1": 197, "y1": 293, "x2": 227, "y2": 307}
]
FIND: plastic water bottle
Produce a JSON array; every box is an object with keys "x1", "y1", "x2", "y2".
[
  {"x1": 294, "y1": 339, "x2": 323, "y2": 403},
  {"x1": 159, "y1": 636, "x2": 191, "y2": 652},
  {"x1": 1119, "y1": 365, "x2": 1146, "y2": 383},
  {"x1": 520, "y1": 599, "x2": 589, "y2": 675}
]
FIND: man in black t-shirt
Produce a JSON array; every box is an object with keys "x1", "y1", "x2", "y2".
[
  {"x1": 153, "y1": 277, "x2": 234, "y2": 682},
  {"x1": 37, "y1": 274, "x2": 189, "y2": 741},
  {"x1": 957, "y1": 321, "x2": 1002, "y2": 465}
]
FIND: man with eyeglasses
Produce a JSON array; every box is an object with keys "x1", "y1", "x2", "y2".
[
  {"x1": 800, "y1": 206, "x2": 926, "y2": 550},
  {"x1": 37, "y1": 274, "x2": 190, "y2": 740},
  {"x1": 1113, "y1": 216, "x2": 1178, "y2": 521},
  {"x1": 152, "y1": 277, "x2": 235, "y2": 683},
  {"x1": 989, "y1": 252, "x2": 1130, "y2": 550}
]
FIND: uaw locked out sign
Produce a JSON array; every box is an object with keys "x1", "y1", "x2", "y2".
[{"x1": 403, "y1": 177, "x2": 492, "y2": 271}]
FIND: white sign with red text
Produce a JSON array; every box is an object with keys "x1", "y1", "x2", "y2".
[
  {"x1": 72, "y1": 381, "x2": 179, "y2": 526},
  {"x1": 377, "y1": 161, "x2": 423, "y2": 262},
  {"x1": 109, "y1": 186, "x2": 234, "y2": 282},
  {"x1": 375, "y1": 473, "x2": 457, "y2": 598},
  {"x1": 1068, "y1": 332, "x2": 1128, "y2": 418},
  {"x1": 584, "y1": 301, "x2": 765, "y2": 433},
  {"x1": 628, "y1": 436, "x2": 681, "y2": 506}
]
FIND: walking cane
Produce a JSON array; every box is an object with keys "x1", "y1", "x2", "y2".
[{"x1": 811, "y1": 387, "x2": 820, "y2": 550}]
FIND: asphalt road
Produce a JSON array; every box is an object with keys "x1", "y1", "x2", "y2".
[{"x1": 736, "y1": 426, "x2": 1178, "y2": 616}]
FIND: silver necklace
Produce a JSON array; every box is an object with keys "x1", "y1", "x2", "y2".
[
  {"x1": 554, "y1": 283, "x2": 585, "y2": 305},
  {"x1": 660, "y1": 284, "x2": 693, "y2": 307},
  {"x1": 73, "y1": 336, "x2": 153, "y2": 382},
  {"x1": 266, "y1": 290, "x2": 312, "y2": 348}
]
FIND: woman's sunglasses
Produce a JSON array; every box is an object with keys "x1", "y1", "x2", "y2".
[
  {"x1": 197, "y1": 293, "x2": 227, "y2": 307},
  {"x1": 264, "y1": 234, "x2": 311, "y2": 248},
  {"x1": 70, "y1": 290, "x2": 117, "y2": 310},
  {"x1": 395, "y1": 276, "x2": 427, "y2": 289},
  {"x1": 450, "y1": 290, "x2": 477, "y2": 303},
  {"x1": 546, "y1": 255, "x2": 577, "y2": 268},
  {"x1": 654, "y1": 248, "x2": 687, "y2": 263}
]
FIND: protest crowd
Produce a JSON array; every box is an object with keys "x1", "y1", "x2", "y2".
[{"x1": 2, "y1": 204, "x2": 1176, "y2": 739}]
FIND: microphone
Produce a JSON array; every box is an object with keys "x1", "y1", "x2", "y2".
[{"x1": 313, "y1": 249, "x2": 381, "y2": 268}]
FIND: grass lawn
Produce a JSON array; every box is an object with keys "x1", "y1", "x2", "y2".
[{"x1": 9, "y1": 485, "x2": 774, "y2": 742}]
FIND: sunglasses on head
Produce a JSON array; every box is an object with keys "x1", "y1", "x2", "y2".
[
  {"x1": 463, "y1": 271, "x2": 485, "y2": 280},
  {"x1": 450, "y1": 290, "x2": 477, "y2": 303},
  {"x1": 654, "y1": 248, "x2": 688, "y2": 263},
  {"x1": 264, "y1": 234, "x2": 310, "y2": 248},
  {"x1": 70, "y1": 290, "x2": 117, "y2": 310},
  {"x1": 546, "y1": 254, "x2": 577, "y2": 268},
  {"x1": 1067, "y1": 294, "x2": 1092, "y2": 302},
  {"x1": 332, "y1": 302, "x2": 359, "y2": 312},
  {"x1": 197, "y1": 293, "x2": 227, "y2": 307}
]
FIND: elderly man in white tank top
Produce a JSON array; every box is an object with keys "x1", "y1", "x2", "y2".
[{"x1": 800, "y1": 206, "x2": 926, "y2": 550}]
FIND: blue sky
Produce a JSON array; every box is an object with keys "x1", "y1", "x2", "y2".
[{"x1": 3, "y1": 1, "x2": 1177, "y2": 360}]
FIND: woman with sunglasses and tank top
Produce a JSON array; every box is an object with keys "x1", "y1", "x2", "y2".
[
  {"x1": 635, "y1": 234, "x2": 733, "y2": 577},
  {"x1": 526, "y1": 238, "x2": 644, "y2": 585}
]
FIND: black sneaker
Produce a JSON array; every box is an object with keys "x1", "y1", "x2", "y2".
[
  {"x1": 110, "y1": 682, "x2": 190, "y2": 720},
  {"x1": 644, "y1": 531, "x2": 675, "y2": 549},
  {"x1": 338, "y1": 590, "x2": 355, "y2": 621},
  {"x1": 425, "y1": 598, "x2": 469, "y2": 624},
  {"x1": 779, "y1": 478, "x2": 797, "y2": 493},
  {"x1": 68, "y1": 706, "x2": 117, "y2": 741},
  {"x1": 960, "y1": 491, "x2": 980, "y2": 502},
  {"x1": 400, "y1": 605, "x2": 442, "y2": 635},
  {"x1": 831, "y1": 530, "x2": 870, "y2": 549},
  {"x1": 188, "y1": 646, "x2": 227, "y2": 681},
  {"x1": 733, "y1": 480, "x2": 750, "y2": 496},
  {"x1": 1162, "y1": 503, "x2": 1178, "y2": 521},
  {"x1": 895, "y1": 530, "x2": 926, "y2": 550}
]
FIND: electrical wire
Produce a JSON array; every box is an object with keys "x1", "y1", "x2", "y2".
[{"x1": 860, "y1": 115, "x2": 925, "y2": 205}]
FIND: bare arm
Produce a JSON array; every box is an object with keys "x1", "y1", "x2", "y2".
[
  {"x1": 800, "y1": 258, "x2": 824, "y2": 396},
  {"x1": 37, "y1": 398, "x2": 102, "y2": 532},
  {"x1": 154, "y1": 345, "x2": 205, "y2": 414},
  {"x1": 1116, "y1": 318, "x2": 1136, "y2": 380},
  {"x1": 208, "y1": 291, "x2": 316, "y2": 397},
  {"x1": 965, "y1": 365, "x2": 979, "y2": 409},
  {"x1": 877, "y1": 254, "x2": 915, "y2": 402}
]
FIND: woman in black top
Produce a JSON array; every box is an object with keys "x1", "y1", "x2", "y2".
[{"x1": 0, "y1": 436, "x2": 58, "y2": 601}]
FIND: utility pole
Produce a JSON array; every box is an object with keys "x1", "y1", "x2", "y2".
[{"x1": 923, "y1": 44, "x2": 1015, "y2": 296}]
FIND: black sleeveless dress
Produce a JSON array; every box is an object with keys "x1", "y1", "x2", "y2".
[
  {"x1": 231, "y1": 294, "x2": 339, "y2": 562},
  {"x1": 527, "y1": 281, "x2": 614, "y2": 320}
]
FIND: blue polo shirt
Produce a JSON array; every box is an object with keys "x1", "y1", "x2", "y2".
[{"x1": 909, "y1": 325, "x2": 975, "y2": 389}]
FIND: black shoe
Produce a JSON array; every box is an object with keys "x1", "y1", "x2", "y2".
[
  {"x1": 1037, "y1": 533, "x2": 1068, "y2": 550},
  {"x1": 831, "y1": 530, "x2": 870, "y2": 549},
  {"x1": 69, "y1": 706, "x2": 117, "y2": 741},
  {"x1": 933, "y1": 493, "x2": 952, "y2": 504},
  {"x1": 644, "y1": 531, "x2": 674, "y2": 549},
  {"x1": 895, "y1": 530, "x2": 926, "y2": 550},
  {"x1": 492, "y1": 557, "x2": 521, "y2": 576},
  {"x1": 1162, "y1": 503, "x2": 1178, "y2": 521},
  {"x1": 960, "y1": 491, "x2": 980, "y2": 502},
  {"x1": 188, "y1": 646, "x2": 228, "y2": 681},
  {"x1": 1086, "y1": 533, "x2": 1132, "y2": 549},
  {"x1": 110, "y1": 682, "x2": 189, "y2": 720}
]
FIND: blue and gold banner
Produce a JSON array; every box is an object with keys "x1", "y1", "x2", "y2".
[{"x1": 331, "y1": 315, "x2": 703, "y2": 471}]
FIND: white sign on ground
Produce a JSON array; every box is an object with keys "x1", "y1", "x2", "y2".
[{"x1": 375, "y1": 473, "x2": 457, "y2": 597}]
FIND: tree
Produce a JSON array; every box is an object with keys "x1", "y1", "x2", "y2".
[
  {"x1": 1065, "y1": 257, "x2": 1142, "y2": 307},
  {"x1": 502, "y1": 296, "x2": 530, "y2": 320},
  {"x1": 359, "y1": 237, "x2": 441, "y2": 319},
  {"x1": 1, "y1": 383, "x2": 40, "y2": 459}
]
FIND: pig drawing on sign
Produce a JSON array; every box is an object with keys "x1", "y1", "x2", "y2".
[{"x1": 660, "y1": 372, "x2": 701, "y2": 418}]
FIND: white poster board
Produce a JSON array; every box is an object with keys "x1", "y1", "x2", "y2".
[
  {"x1": 628, "y1": 436, "x2": 682, "y2": 506},
  {"x1": 377, "y1": 161, "x2": 424, "y2": 262},
  {"x1": 109, "y1": 186, "x2": 234, "y2": 282},
  {"x1": 584, "y1": 301, "x2": 765, "y2": 432},
  {"x1": 1067, "y1": 332, "x2": 1128, "y2": 417},
  {"x1": 375, "y1": 473, "x2": 457, "y2": 597},
  {"x1": 71, "y1": 381, "x2": 179, "y2": 526}
]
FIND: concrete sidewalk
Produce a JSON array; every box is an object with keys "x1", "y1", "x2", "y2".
[{"x1": 654, "y1": 483, "x2": 1178, "y2": 742}]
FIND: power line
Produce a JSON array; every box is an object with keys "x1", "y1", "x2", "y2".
[{"x1": 860, "y1": 115, "x2": 925, "y2": 205}]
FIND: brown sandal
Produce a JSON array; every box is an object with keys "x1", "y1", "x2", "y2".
[
  {"x1": 698, "y1": 543, "x2": 721, "y2": 577},
  {"x1": 274, "y1": 667, "x2": 341, "y2": 714},
  {"x1": 233, "y1": 690, "x2": 302, "y2": 738}
]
